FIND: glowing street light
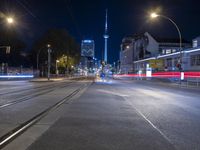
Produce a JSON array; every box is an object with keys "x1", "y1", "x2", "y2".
[
  {"x1": 150, "y1": 12, "x2": 159, "y2": 18},
  {"x1": 6, "y1": 17, "x2": 14, "y2": 24},
  {"x1": 150, "y1": 12, "x2": 182, "y2": 70},
  {"x1": 47, "y1": 44, "x2": 51, "y2": 48}
]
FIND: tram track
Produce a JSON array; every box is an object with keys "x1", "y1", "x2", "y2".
[
  {"x1": 0, "y1": 81, "x2": 76, "y2": 109},
  {"x1": 0, "y1": 83, "x2": 89, "y2": 149},
  {"x1": 0, "y1": 80, "x2": 71, "y2": 96},
  {"x1": 0, "y1": 78, "x2": 91, "y2": 109}
]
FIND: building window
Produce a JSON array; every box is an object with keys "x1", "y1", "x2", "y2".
[
  {"x1": 166, "y1": 49, "x2": 172, "y2": 54},
  {"x1": 191, "y1": 54, "x2": 200, "y2": 66},
  {"x1": 166, "y1": 58, "x2": 172, "y2": 67},
  {"x1": 172, "y1": 49, "x2": 177, "y2": 53},
  {"x1": 193, "y1": 40, "x2": 198, "y2": 48},
  {"x1": 174, "y1": 57, "x2": 179, "y2": 66}
]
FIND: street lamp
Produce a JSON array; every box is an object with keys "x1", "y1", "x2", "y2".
[
  {"x1": 47, "y1": 44, "x2": 51, "y2": 80},
  {"x1": 6, "y1": 17, "x2": 14, "y2": 24},
  {"x1": 150, "y1": 12, "x2": 182, "y2": 69},
  {"x1": 150, "y1": 13, "x2": 159, "y2": 18}
]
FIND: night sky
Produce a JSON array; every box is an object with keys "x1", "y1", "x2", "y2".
[{"x1": 1, "y1": 0, "x2": 200, "y2": 63}]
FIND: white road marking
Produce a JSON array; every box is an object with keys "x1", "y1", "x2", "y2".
[
  {"x1": 125, "y1": 99, "x2": 177, "y2": 149},
  {"x1": 96, "y1": 89, "x2": 129, "y2": 97}
]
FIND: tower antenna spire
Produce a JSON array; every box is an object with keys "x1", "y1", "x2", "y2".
[
  {"x1": 103, "y1": 9, "x2": 109, "y2": 63},
  {"x1": 105, "y1": 9, "x2": 108, "y2": 32}
]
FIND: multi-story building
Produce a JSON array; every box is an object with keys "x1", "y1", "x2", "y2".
[
  {"x1": 81, "y1": 40, "x2": 95, "y2": 58},
  {"x1": 80, "y1": 40, "x2": 95, "y2": 72},
  {"x1": 133, "y1": 42, "x2": 200, "y2": 73},
  {"x1": 133, "y1": 35, "x2": 200, "y2": 73},
  {"x1": 120, "y1": 32, "x2": 191, "y2": 73},
  {"x1": 120, "y1": 36, "x2": 135, "y2": 73}
]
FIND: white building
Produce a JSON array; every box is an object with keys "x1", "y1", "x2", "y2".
[
  {"x1": 120, "y1": 32, "x2": 191, "y2": 73},
  {"x1": 120, "y1": 36, "x2": 134, "y2": 73},
  {"x1": 134, "y1": 36, "x2": 200, "y2": 73}
]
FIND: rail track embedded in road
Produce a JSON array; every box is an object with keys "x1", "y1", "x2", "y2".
[
  {"x1": 0, "y1": 81, "x2": 75, "y2": 109},
  {"x1": 0, "y1": 80, "x2": 73, "y2": 96},
  {"x1": 0, "y1": 83, "x2": 89, "y2": 149}
]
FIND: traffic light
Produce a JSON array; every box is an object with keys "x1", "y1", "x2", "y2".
[{"x1": 176, "y1": 63, "x2": 182, "y2": 71}]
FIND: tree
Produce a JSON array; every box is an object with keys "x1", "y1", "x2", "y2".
[{"x1": 30, "y1": 28, "x2": 80, "y2": 74}]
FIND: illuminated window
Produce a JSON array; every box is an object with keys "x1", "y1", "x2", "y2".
[
  {"x1": 193, "y1": 40, "x2": 198, "y2": 48},
  {"x1": 166, "y1": 58, "x2": 172, "y2": 67},
  {"x1": 166, "y1": 49, "x2": 172, "y2": 54},
  {"x1": 191, "y1": 54, "x2": 200, "y2": 66},
  {"x1": 174, "y1": 57, "x2": 179, "y2": 65},
  {"x1": 172, "y1": 49, "x2": 176, "y2": 53}
]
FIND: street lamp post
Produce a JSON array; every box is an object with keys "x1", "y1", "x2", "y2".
[
  {"x1": 47, "y1": 44, "x2": 51, "y2": 80},
  {"x1": 150, "y1": 12, "x2": 183, "y2": 80}
]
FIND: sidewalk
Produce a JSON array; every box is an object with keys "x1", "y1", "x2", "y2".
[
  {"x1": 29, "y1": 76, "x2": 86, "y2": 82},
  {"x1": 116, "y1": 77, "x2": 200, "y2": 91},
  {"x1": 140, "y1": 78, "x2": 200, "y2": 89},
  {"x1": 29, "y1": 77, "x2": 66, "y2": 82}
]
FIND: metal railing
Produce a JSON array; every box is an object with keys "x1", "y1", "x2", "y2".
[{"x1": 186, "y1": 77, "x2": 200, "y2": 87}]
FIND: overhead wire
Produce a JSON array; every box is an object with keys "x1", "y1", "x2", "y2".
[
  {"x1": 64, "y1": 0, "x2": 83, "y2": 40},
  {"x1": 15, "y1": 0, "x2": 52, "y2": 30},
  {"x1": 15, "y1": 0, "x2": 37, "y2": 19}
]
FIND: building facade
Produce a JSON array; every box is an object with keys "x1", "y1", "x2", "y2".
[
  {"x1": 133, "y1": 45, "x2": 200, "y2": 73},
  {"x1": 120, "y1": 36, "x2": 134, "y2": 73},
  {"x1": 81, "y1": 40, "x2": 95, "y2": 58},
  {"x1": 133, "y1": 36, "x2": 200, "y2": 73},
  {"x1": 80, "y1": 40, "x2": 95, "y2": 72},
  {"x1": 120, "y1": 32, "x2": 191, "y2": 73}
]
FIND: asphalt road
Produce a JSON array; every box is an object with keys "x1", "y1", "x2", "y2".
[
  {"x1": 0, "y1": 79, "x2": 89, "y2": 141},
  {"x1": 1, "y1": 78, "x2": 200, "y2": 150}
]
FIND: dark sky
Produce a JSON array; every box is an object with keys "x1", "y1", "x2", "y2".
[{"x1": 1, "y1": 0, "x2": 200, "y2": 63}]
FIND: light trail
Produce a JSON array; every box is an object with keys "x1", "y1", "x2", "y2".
[{"x1": 114, "y1": 71, "x2": 200, "y2": 79}]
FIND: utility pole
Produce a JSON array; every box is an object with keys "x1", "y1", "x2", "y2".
[{"x1": 47, "y1": 44, "x2": 51, "y2": 80}]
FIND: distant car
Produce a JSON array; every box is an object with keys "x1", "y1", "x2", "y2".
[{"x1": 100, "y1": 73, "x2": 105, "y2": 78}]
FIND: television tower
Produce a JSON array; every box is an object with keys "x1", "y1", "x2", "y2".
[{"x1": 103, "y1": 9, "x2": 109, "y2": 63}]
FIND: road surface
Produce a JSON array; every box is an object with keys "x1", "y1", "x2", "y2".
[{"x1": 1, "y1": 78, "x2": 200, "y2": 150}]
